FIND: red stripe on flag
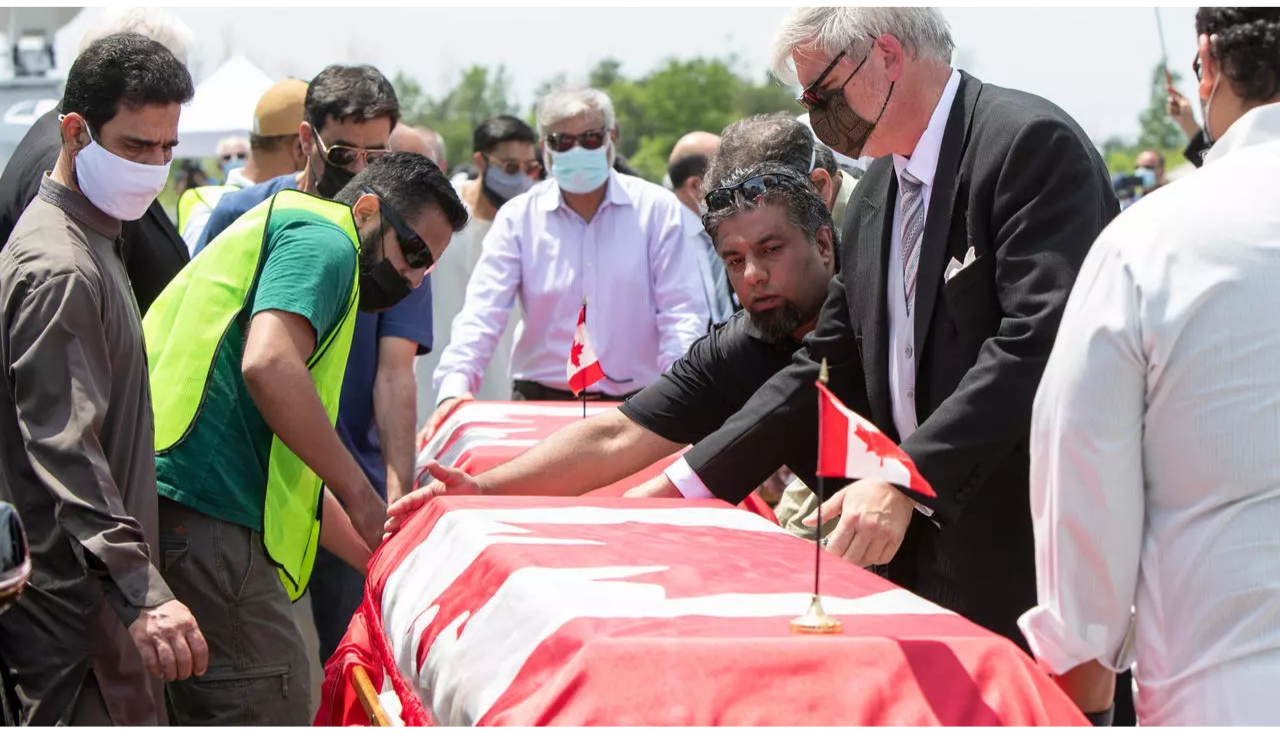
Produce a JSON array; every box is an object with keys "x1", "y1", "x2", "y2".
[
  {"x1": 569, "y1": 362, "x2": 605, "y2": 396},
  {"x1": 816, "y1": 380, "x2": 850, "y2": 478}
]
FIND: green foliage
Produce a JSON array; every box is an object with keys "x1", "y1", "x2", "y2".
[
  {"x1": 393, "y1": 56, "x2": 799, "y2": 182},
  {"x1": 1103, "y1": 64, "x2": 1190, "y2": 175},
  {"x1": 394, "y1": 67, "x2": 518, "y2": 172}
]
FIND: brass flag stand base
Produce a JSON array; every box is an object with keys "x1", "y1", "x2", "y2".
[{"x1": 790, "y1": 593, "x2": 843, "y2": 634}]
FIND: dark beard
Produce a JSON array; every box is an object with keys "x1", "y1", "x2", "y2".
[{"x1": 748, "y1": 300, "x2": 804, "y2": 343}]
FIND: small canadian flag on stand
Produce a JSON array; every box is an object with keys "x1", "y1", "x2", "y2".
[
  {"x1": 567, "y1": 302, "x2": 605, "y2": 397},
  {"x1": 815, "y1": 375, "x2": 936, "y2": 498}
]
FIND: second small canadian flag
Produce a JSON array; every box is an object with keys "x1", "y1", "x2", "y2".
[
  {"x1": 567, "y1": 303, "x2": 605, "y2": 397},
  {"x1": 815, "y1": 378, "x2": 936, "y2": 498}
]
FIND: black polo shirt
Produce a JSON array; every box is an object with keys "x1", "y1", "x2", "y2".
[
  {"x1": 619, "y1": 310, "x2": 803, "y2": 446},
  {"x1": 0, "y1": 109, "x2": 188, "y2": 315}
]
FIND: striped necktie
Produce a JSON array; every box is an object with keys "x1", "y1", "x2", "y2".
[{"x1": 900, "y1": 169, "x2": 925, "y2": 315}]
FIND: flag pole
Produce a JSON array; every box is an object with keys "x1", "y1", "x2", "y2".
[
  {"x1": 791, "y1": 358, "x2": 842, "y2": 635},
  {"x1": 1155, "y1": 7, "x2": 1174, "y2": 89},
  {"x1": 581, "y1": 296, "x2": 588, "y2": 420}
]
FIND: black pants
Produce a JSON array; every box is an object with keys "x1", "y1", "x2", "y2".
[{"x1": 511, "y1": 380, "x2": 638, "y2": 402}]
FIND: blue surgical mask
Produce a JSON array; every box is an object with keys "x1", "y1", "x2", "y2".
[
  {"x1": 1135, "y1": 167, "x2": 1157, "y2": 191},
  {"x1": 483, "y1": 164, "x2": 536, "y2": 203},
  {"x1": 549, "y1": 141, "x2": 611, "y2": 194}
]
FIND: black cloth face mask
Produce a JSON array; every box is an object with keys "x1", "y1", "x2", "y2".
[
  {"x1": 357, "y1": 219, "x2": 413, "y2": 312},
  {"x1": 316, "y1": 159, "x2": 356, "y2": 199}
]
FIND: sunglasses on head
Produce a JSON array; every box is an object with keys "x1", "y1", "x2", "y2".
[
  {"x1": 704, "y1": 172, "x2": 805, "y2": 213},
  {"x1": 486, "y1": 154, "x2": 542, "y2": 176},
  {"x1": 544, "y1": 129, "x2": 608, "y2": 153},
  {"x1": 316, "y1": 130, "x2": 391, "y2": 170},
  {"x1": 363, "y1": 186, "x2": 435, "y2": 271}
]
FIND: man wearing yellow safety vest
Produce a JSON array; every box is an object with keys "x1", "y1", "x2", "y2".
[
  {"x1": 144, "y1": 152, "x2": 468, "y2": 726},
  {"x1": 175, "y1": 78, "x2": 309, "y2": 254}
]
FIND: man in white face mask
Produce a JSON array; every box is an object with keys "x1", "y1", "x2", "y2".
[
  {"x1": 430, "y1": 87, "x2": 708, "y2": 421},
  {"x1": 0, "y1": 33, "x2": 207, "y2": 726}
]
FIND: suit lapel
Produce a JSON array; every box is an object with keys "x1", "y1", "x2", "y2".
[
  {"x1": 847, "y1": 158, "x2": 897, "y2": 434},
  {"x1": 912, "y1": 72, "x2": 981, "y2": 359}
]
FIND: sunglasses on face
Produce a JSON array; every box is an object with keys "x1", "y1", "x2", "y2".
[
  {"x1": 704, "y1": 173, "x2": 804, "y2": 213},
  {"x1": 364, "y1": 187, "x2": 435, "y2": 271},
  {"x1": 316, "y1": 130, "x2": 391, "y2": 170},
  {"x1": 795, "y1": 37, "x2": 878, "y2": 112},
  {"x1": 1193, "y1": 51, "x2": 1202, "y2": 82},
  {"x1": 220, "y1": 151, "x2": 247, "y2": 164},
  {"x1": 486, "y1": 154, "x2": 542, "y2": 176},
  {"x1": 544, "y1": 129, "x2": 609, "y2": 153}
]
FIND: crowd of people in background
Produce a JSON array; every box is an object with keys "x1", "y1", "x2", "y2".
[{"x1": 0, "y1": 3, "x2": 1278, "y2": 729}]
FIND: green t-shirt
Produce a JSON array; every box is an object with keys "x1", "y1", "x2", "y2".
[{"x1": 156, "y1": 209, "x2": 357, "y2": 531}]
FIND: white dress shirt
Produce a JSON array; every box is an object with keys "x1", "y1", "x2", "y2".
[
  {"x1": 434, "y1": 170, "x2": 708, "y2": 401},
  {"x1": 1018, "y1": 103, "x2": 1280, "y2": 726},
  {"x1": 666, "y1": 70, "x2": 960, "y2": 501}
]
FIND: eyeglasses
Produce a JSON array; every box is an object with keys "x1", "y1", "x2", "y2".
[
  {"x1": 363, "y1": 186, "x2": 435, "y2": 271},
  {"x1": 795, "y1": 38, "x2": 877, "y2": 112},
  {"x1": 316, "y1": 130, "x2": 391, "y2": 170},
  {"x1": 704, "y1": 172, "x2": 805, "y2": 213},
  {"x1": 220, "y1": 151, "x2": 247, "y2": 164},
  {"x1": 544, "y1": 129, "x2": 609, "y2": 153},
  {"x1": 485, "y1": 154, "x2": 542, "y2": 176}
]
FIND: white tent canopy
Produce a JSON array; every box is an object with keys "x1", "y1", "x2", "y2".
[{"x1": 173, "y1": 55, "x2": 273, "y2": 159}]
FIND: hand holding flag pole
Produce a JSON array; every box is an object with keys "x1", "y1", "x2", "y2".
[{"x1": 791, "y1": 358, "x2": 938, "y2": 634}]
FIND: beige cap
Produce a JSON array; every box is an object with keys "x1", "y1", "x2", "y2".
[{"x1": 253, "y1": 78, "x2": 308, "y2": 137}]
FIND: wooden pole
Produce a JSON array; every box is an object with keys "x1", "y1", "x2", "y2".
[{"x1": 352, "y1": 664, "x2": 392, "y2": 727}]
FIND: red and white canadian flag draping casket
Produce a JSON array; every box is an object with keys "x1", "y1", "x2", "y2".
[
  {"x1": 315, "y1": 495, "x2": 1086, "y2": 726},
  {"x1": 413, "y1": 400, "x2": 777, "y2": 522}
]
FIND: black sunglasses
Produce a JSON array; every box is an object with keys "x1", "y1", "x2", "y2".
[
  {"x1": 704, "y1": 172, "x2": 805, "y2": 213},
  {"x1": 544, "y1": 129, "x2": 609, "y2": 153},
  {"x1": 1193, "y1": 51, "x2": 1202, "y2": 82},
  {"x1": 796, "y1": 37, "x2": 877, "y2": 112},
  {"x1": 363, "y1": 186, "x2": 435, "y2": 271},
  {"x1": 220, "y1": 151, "x2": 247, "y2": 164}
]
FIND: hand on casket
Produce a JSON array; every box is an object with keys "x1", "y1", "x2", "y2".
[{"x1": 384, "y1": 460, "x2": 481, "y2": 541}]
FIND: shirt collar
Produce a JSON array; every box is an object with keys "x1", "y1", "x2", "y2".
[
  {"x1": 37, "y1": 174, "x2": 122, "y2": 240},
  {"x1": 892, "y1": 68, "x2": 962, "y2": 188},
  {"x1": 536, "y1": 168, "x2": 633, "y2": 214},
  {"x1": 1203, "y1": 101, "x2": 1280, "y2": 166},
  {"x1": 225, "y1": 167, "x2": 256, "y2": 188}
]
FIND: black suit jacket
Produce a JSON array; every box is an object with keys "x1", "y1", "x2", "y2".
[
  {"x1": 682, "y1": 72, "x2": 1118, "y2": 645},
  {"x1": 0, "y1": 109, "x2": 188, "y2": 315}
]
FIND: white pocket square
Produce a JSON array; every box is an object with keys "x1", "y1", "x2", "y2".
[{"x1": 944, "y1": 246, "x2": 978, "y2": 283}]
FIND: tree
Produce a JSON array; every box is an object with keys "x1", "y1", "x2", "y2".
[
  {"x1": 1102, "y1": 63, "x2": 1191, "y2": 175},
  {"x1": 393, "y1": 66, "x2": 517, "y2": 173}
]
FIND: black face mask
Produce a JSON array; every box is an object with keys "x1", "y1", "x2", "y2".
[
  {"x1": 357, "y1": 221, "x2": 413, "y2": 312},
  {"x1": 316, "y1": 159, "x2": 356, "y2": 199}
]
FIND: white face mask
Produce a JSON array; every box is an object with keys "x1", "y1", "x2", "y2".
[{"x1": 74, "y1": 136, "x2": 171, "y2": 221}]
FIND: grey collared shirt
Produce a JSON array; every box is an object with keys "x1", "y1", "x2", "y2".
[{"x1": 0, "y1": 175, "x2": 171, "y2": 725}]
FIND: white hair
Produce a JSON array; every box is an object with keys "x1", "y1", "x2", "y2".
[
  {"x1": 535, "y1": 88, "x2": 616, "y2": 135},
  {"x1": 770, "y1": 7, "x2": 954, "y2": 84},
  {"x1": 216, "y1": 136, "x2": 249, "y2": 157},
  {"x1": 78, "y1": 7, "x2": 195, "y2": 66}
]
